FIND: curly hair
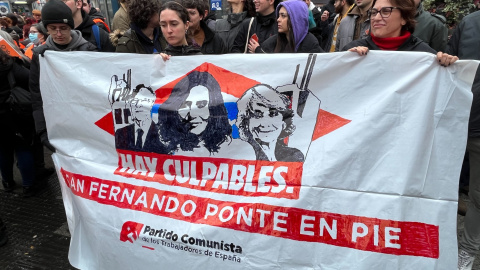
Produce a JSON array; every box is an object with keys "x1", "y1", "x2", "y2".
[
  {"x1": 371, "y1": 0, "x2": 417, "y2": 33},
  {"x1": 127, "y1": 0, "x2": 162, "y2": 29}
]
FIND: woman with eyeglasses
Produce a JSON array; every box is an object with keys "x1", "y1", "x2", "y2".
[{"x1": 342, "y1": 0, "x2": 457, "y2": 66}]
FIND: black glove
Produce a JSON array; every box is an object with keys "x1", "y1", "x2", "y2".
[{"x1": 39, "y1": 130, "x2": 56, "y2": 152}]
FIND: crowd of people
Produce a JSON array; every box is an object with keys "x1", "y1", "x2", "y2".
[{"x1": 1, "y1": 0, "x2": 479, "y2": 269}]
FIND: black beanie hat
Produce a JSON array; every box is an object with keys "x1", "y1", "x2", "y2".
[{"x1": 41, "y1": 0, "x2": 75, "y2": 29}]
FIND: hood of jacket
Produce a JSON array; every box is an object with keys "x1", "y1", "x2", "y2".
[
  {"x1": 227, "y1": 11, "x2": 248, "y2": 27},
  {"x1": 277, "y1": 0, "x2": 308, "y2": 52},
  {"x1": 416, "y1": 2, "x2": 424, "y2": 16},
  {"x1": 76, "y1": 10, "x2": 95, "y2": 31},
  {"x1": 45, "y1": 30, "x2": 90, "y2": 51}
]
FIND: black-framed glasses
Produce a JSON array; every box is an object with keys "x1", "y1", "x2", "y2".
[{"x1": 368, "y1": 7, "x2": 400, "y2": 18}]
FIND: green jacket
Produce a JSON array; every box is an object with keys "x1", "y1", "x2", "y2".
[{"x1": 413, "y1": 2, "x2": 447, "y2": 52}]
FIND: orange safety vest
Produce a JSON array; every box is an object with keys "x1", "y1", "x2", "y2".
[
  {"x1": 93, "y1": 18, "x2": 110, "y2": 33},
  {"x1": 25, "y1": 44, "x2": 34, "y2": 59}
]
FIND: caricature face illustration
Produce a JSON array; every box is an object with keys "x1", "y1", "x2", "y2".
[
  {"x1": 130, "y1": 89, "x2": 155, "y2": 128},
  {"x1": 248, "y1": 101, "x2": 284, "y2": 146},
  {"x1": 178, "y1": 85, "x2": 210, "y2": 135}
]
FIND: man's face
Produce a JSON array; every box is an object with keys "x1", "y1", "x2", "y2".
[
  {"x1": 186, "y1": 8, "x2": 202, "y2": 30},
  {"x1": 355, "y1": 0, "x2": 373, "y2": 10},
  {"x1": 254, "y1": 0, "x2": 274, "y2": 16},
  {"x1": 130, "y1": 94, "x2": 155, "y2": 128},
  {"x1": 82, "y1": 0, "x2": 91, "y2": 14},
  {"x1": 178, "y1": 86, "x2": 210, "y2": 135},
  {"x1": 334, "y1": 0, "x2": 345, "y2": 13},
  {"x1": 46, "y1": 23, "x2": 72, "y2": 45},
  {"x1": 248, "y1": 102, "x2": 284, "y2": 146},
  {"x1": 62, "y1": 0, "x2": 81, "y2": 14}
]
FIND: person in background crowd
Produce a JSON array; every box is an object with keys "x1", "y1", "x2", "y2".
[
  {"x1": 318, "y1": 0, "x2": 336, "y2": 24},
  {"x1": 182, "y1": 0, "x2": 226, "y2": 54},
  {"x1": 32, "y1": 9, "x2": 42, "y2": 22},
  {"x1": 82, "y1": 0, "x2": 110, "y2": 32},
  {"x1": 231, "y1": 0, "x2": 280, "y2": 53},
  {"x1": 203, "y1": 0, "x2": 217, "y2": 30},
  {"x1": 22, "y1": 17, "x2": 34, "y2": 42},
  {"x1": 24, "y1": 23, "x2": 49, "y2": 59},
  {"x1": 62, "y1": 0, "x2": 114, "y2": 51},
  {"x1": 5, "y1": 13, "x2": 23, "y2": 39},
  {"x1": 1, "y1": 17, "x2": 20, "y2": 45},
  {"x1": 159, "y1": 1, "x2": 201, "y2": 57},
  {"x1": 344, "y1": 0, "x2": 457, "y2": 63},
  {"x1": 112, "y1": 0, "x2": 130, "y2": 32},
  {"x1": 301, "y1": 0, "x2": 316, "y2": 29},
  {"x1": 114, "y1": 0, "x2": 166, "y2": 54},
  {"x1": 318, "y1": 0, "x2": 355, "y2": 51},
  {"x1": 214, "y1": 0, "x2": 255, "y2": 52},
  {"x1": 30, "y1": 0, "x2": 97, "y2": 155},
  {"x1": 0, "y1": 36, "x2": 38, "y2": 197},
  {"x1": 335, "y1": 0, "x2": 373, "y2": 51},
  {"x1": 252, "y1": 0, "x2": 323, "y2": 53},
  {"x1": 447, "y1": 10, "x2": 480, "y2": 270},
  {"x1": 412, "y1": 0, "x2": 447, "y2": 52}
]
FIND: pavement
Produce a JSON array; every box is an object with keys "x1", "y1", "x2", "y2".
[{"x1": 0, "y1": 148, "x2": 479, "y2": 269}]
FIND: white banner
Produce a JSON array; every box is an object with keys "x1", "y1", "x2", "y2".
[{"x1": 40, "y1": 51, "x2": 478, "y2": 269}]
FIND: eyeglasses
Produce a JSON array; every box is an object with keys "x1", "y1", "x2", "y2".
[
  {"x1": 47, "y1": 26, "x2": 70, "y2": 34},
  {"x1": 367, "y1": 7, "x2": 400, "y2": 18}
]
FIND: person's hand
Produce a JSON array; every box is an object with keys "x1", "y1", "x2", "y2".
[
  {"x1": 348, "y1": 46, "x2": 369, "y2": 56},
  {"x1": 248, "y1": 38, "x2": 259, "y2": 53},
  {"x1": 40, "y1": 130, "x2": 56, "y2": 152},
  {"x1": 321, "y1": 10, "x2": 329, "y2": 21},
  {"x1": 437, "y1": 52, "x2": 458, "y2": 67},
  {"x1": 160, "y1": 53, "x2": 170, "y2": 62}
]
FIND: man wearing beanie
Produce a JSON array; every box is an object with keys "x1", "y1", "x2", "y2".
[
  {"x1": 62, "y1": 0, "x2": 114, "y2": 51},
  {"x1": 29, "y1": 0, "x2": 97, "y2": 153}
]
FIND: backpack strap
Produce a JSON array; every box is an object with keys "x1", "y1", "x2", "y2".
[
  {"x1": 244, "y1": 17, "x2": 255, "y2": 54},
  {"x1": 92, "y1": 24, "x2": 102, "y2": 51}
]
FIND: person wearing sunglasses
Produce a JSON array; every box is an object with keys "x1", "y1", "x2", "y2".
[{"x1": 342, "y1": 0, "x2": 457, "y2": 67}]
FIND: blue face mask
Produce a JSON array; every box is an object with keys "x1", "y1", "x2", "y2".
[{"x1": 29, "y1": 33, "x2": 38, "y2": 42}]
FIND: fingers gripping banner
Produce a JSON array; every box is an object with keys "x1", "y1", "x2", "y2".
[{"x1": 40, "y1": 51, "x2": 478, "y2": 269}]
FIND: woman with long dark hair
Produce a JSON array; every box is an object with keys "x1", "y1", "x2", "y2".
[
  {"x1": 159, "y1": 1, "x2": 201, "y2": 58},
  {"x1": 157, "y1": 71, "x2": 231, "y2": 155},
  {"x1": 250, "y1": 0, "x2": 323, "y2": 53}
]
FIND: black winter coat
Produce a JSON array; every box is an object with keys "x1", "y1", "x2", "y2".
[
  {"x1": 231, "y1": 12, "x2": 278, "y2": 53},
  {"x1": 447, "y1": 11, "x2": 480, "y2": 137},
  {"x1": 163, "y1": 45, "x2": 202, "y2": 56},
  {"x1": 191, "y1": 21, "x2": 226, "y2": 54},
  {"x1": 76, "y1": 10, "x2": 115, "y2": 52},
  {"x1": 259, "y1": 33, "x2": 324, "y2": 53},
  {"x1": 116, "y1": 27, "x2": 167, "y2": 54},
  {"x1": 342, "y1": 35, "x2": 436, "y2": 53}
]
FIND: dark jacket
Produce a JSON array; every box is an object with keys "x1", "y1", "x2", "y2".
[
  {"x1": 88, "y1": 8, "x2": 110, "y2": 32},
  {"x1": 259, "y1": 33, "x2": 323, "y2": 53},
  {"x1": 215, "y1": 11, "x2": 251, "y2": 52},
  {"x1": 447, "y1": 11, "x2": 480, "y2": 137},
  {"x1": 30, "y1": 30, "x2": 97, "y2": 135},
  {"x1": 0, "y1": 56, "x2": 34, "y2": 145},
  {"x1": 116, "y1": 26, "x2": 167, "y2": 54},
  {"x1": 76, "y1": 10, "x2": 115, "y2": 52},
  {"x1": 163, "y1": 45, "x2": 202, "y2": 56},
  {"x1": 190, "y1": 21, "x2": 226, "y2": 54},
  {"x1": 413, "y1": 2, "x2": 448, "y2": 52},
  {"x1": 231, "y1": 11, "x2": 278, "y2": 53},
  {"x1": 342, "y1": 34, "x2": 436, "y2": 54}
]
